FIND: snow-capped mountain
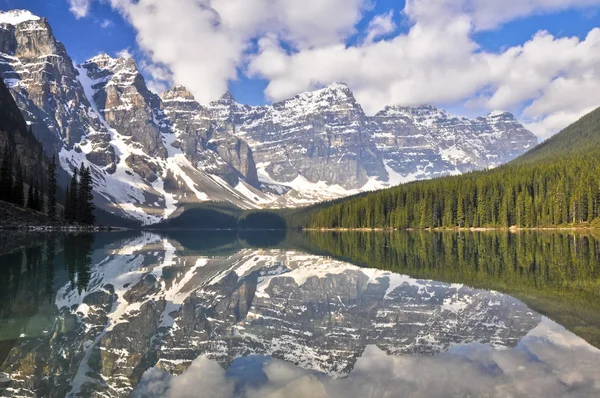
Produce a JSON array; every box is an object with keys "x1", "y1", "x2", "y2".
[
  {"x1": 0, "y1": 10, "x2": 538, "y2": 223},
  {"x1": 0, "y1": 233, "x2": 541, "y2": 397}
]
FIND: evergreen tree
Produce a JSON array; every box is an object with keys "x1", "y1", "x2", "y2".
[
  {"x1": 33, "y1": 182, "x2": 41, "y2": 211},
  {"x1": 11, "y1": 157, "x2": 24, "y2": 207},
  {"x1": 64, "y1": 186, "x2": 70, "y2": 221},
  {"x1": 47, "y1": 155, "x2": 57, "y2": 219},
  {"x1": 77, "y1": 165, "x2": 95, "y2": 225},
  {"x1": 65, "y1": 169, "x2": 79, "y2": 223},
  {"x1": 0, "y1": 144, "x2": 13, "y2": 202},
  {"x1": 27, "y1": 179, "x2": 34, "y2": 210}
]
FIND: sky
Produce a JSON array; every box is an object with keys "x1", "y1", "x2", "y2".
[{"x1": 1, "y1": 0, "x2": 600, "y2": 139}]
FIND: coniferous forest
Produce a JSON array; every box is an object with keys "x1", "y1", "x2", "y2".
[
  {"x1": 64, "y1": 164, "x2": 95, "y2": 226},
  {"x1": 303, "y1": 106, "x2": 600, "y2": 230}
]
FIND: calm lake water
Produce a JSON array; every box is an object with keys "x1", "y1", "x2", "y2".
[{"x1": 0, "y1": 230, "x2": 599, "y2": 397}]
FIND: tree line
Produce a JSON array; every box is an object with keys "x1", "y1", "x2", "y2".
[
  {"x1": 303, "y1": 107, "x2": 600, "y2": 230},
  {"x1": 0, "y1": 143, "x2": 56, "y2": 214},
  {"x1": 0, "y1": 142, "x2": 95, "y2": 225}
]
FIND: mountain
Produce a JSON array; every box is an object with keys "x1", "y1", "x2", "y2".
[
  {"x1": 301, "y1": 105, "x2": 600, "y2": 229},
  {"x1": 371, "y1": 106, "x2": 537, "y2": 180},
  {"x1": 0, "y1": 9, "x2": 537, "y2": 224},
  {"x1": 0, "y1": 233, "x2": 540, "y2": 397},
  {"x1": 209, "y1": 85, "x2": 538, "y2": 204}
]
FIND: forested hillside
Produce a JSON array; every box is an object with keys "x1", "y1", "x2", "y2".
[{"x1": 303, "y1": 107, "x2": 600, "y2": 229}]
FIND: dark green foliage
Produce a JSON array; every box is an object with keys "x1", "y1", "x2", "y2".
[
  {"x1": 0, "y1": 78, "x2": 49, "y2": 211},
  {"x1": 0, "y1": 144, "x2": 13, "y2": 202},
  {"x1": 33, "y1": 181, "x2": 41, "y2": 211},
  {"x1": 11, "y1": 157, "x2": 24, "y2": 206},
  {"x1": 158, "y1": 203, "x2": 290, "y2": 230},
  {"x1": 514, "y1": 106, "x2": 600, "y2": 164},
  {"x1": 303, "y1": 107, "x2": 600, "y2": 230},
  {"x1": 47, "y1": 155, "x2": 57, "y2": 219},
  {"x1": 63, "y1": 165, "x2": 96, "y2": 225},
  {"x1": 94, "y1": 208, "x2": 142, "y2": 228},
  {"x1": 26, "y1": 179, "x2": 43, "y2": 212},
  {"x1": 65, "y1": 169, "x2": 79, "y2": 223},
  {"x1": 157, "y1": 202, "x2": 240, "y2": 229},
  {"x1": 77, "y1": 164, "x2": 95, "y2": 225},
  {"x1": 27, "y1": 180, "x2": 34, "y2": 210},
  {"x1": 239, "y1": 211, "x2": 287, "y2": 230}
]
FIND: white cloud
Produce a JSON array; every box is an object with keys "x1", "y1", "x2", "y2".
[
  {"x1": 116, "y1": 48, "x2": 133, "y2": 59},
  {"x1": 364, "y1": 11, "x2": 397, "y2": 43},
  {"x1": 247, "y1": 5, "x2": 600, "y2": 138},
  {"x1": 68, "y1": 0, "x2": 92, "y2": 19},
  {"x1": 71, "y1": 0, "x2": 600, "y2": 138},
  {"x1": 138, "y1": 59, "x2": 174, "y2": 94},
  {"x1": 96, "y1": 0, "x2": 368, "y2": 105},
  {"x1": 404, "y1": 0, "x2": 600, "y2": 31},
  {"x1": 166, "y1": 357, "x2": 234, "y2": 398},
  {"x1": 99, "y1": 19, "x2": 114, "y2": 28}
]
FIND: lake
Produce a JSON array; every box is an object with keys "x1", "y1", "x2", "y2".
[{"x1": 0, "y1": 230, "x2": 599, "y2": 397}]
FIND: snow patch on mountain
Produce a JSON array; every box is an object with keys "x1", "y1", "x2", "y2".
[{"x1": 0, "y1": 10, "x2": 40, "y2": 25}]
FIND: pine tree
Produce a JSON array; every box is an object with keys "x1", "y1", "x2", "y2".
[
  {"x1": 0, "y1": 145, "x2": 13, "y2": 202},
  {"x1": 47, "y1": 155, "x2": 57, "y2": 219},
  {"x1": 12, "y1": 157, "x2": 24, "y2": 207},
  {"x1": 27, "y1": 179, "x2": 35, "y2": 210},
  {"x1": 33, "y1": 182, "x2": 41, "y2": 211},
  {"x1": 77, "y1": 165, "x2": 95, "y2": 225},
  {"x1": 76, "y1": 164, "x2": 86, "y2": 223},
  {"x1": 64, "y1": 186, "x2": 70, "y2": 221},
  {"x1": 65, "y1": 169, "x2": 79, "y2": 223}
]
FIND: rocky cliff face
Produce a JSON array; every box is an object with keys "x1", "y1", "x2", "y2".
[
  {"x1": 371, "y1": 106, "x2": 537, "y2": 180},
  {"x1": 211, "y1": 83, "x2": 386, "y2": 191},
  {"x1": 208, "y1": 84, "x2": 538, "y2": 203},
  {"x1": 0, "y1": 10, "x2": 113, "y2": 162},
  {"x1": 0, "y1": 234, "x2": 541, "y2": 397},
  {"x1": 0, "y1": 10, "x2": 270, "y2": 224},
  {"x1": 0, "y1": 9, "x2": 539, "y2": 223},
  {"x1": 160, "y1": 85, "x2": 259, "y2": 188}
]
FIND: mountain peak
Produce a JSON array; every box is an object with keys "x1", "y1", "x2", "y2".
[
  {"x1": 325, "y1": 82, "x2": 350, "y2": 91},
  {"x1": 83, "y1": 53, "x2": 141, "y2": 76},
  {"x1": 86, "y1": 53, "x2": 116, "y2": 64},
  {"x1": 487, "y1": 110, "x2": 515, "y2": 120},
  {"x1": 220, "y1": 91, "x2": 236, "y2": 102},
  {"x1": 162, "y1": 85, "x2": 196, "y2": 101},
  {"x1": 0, "y1": 9, "x2": 41, "y2": 25}
]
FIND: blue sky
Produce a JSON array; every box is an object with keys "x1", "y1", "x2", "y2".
[{"x1": 1, "y1": 0, "x2": 600, "y2": 138}]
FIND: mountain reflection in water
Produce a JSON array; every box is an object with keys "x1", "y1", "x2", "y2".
[{"x1": 0, "y1": 230, "x2": 598, "y2": 398}]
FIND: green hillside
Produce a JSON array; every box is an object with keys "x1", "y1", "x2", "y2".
[
  {"x1": 513, "y1": 106, "x2": 600, "y2": 165},
  {"x1": 301, "y1": 106, "x2": 600, "y2": 230}
]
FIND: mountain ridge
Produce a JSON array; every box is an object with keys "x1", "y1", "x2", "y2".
[
  {"x1": 0, "y1": 9, "x2": 538, "y2": 224},
  {"x1": 300, "y1": 104, "x2": 600, "y2": 230}
]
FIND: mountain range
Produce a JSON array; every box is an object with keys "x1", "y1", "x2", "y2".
[{"x1": 0, "y1": 9, "x2": 538, "y2": 224}]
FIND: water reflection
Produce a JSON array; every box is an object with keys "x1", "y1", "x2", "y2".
[
  {"x1": 0, "y1": 231, "x2": 598, "y2": 398},
  {"x1": 135, "y1": 319, "x2": 600, "y2": 398}
]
